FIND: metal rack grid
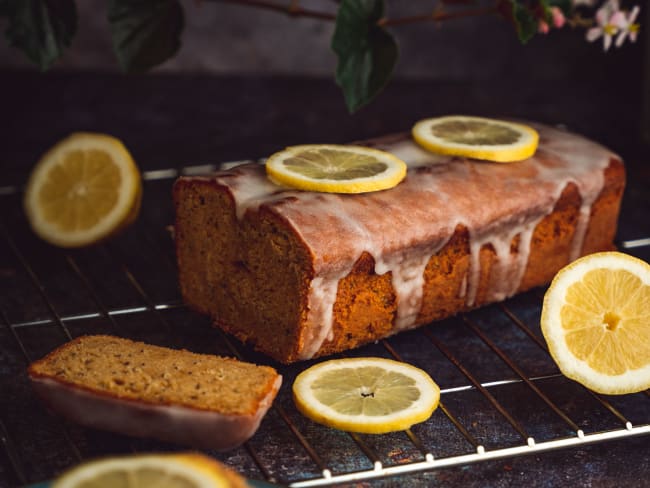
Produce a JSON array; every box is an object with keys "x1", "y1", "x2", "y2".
[{"x1": 0, "y1": 165, "x2": 649, "y2": 487}]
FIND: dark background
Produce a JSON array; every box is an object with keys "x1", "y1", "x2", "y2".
[
  {"x1": 1, "y1": 1, "x2": 649, "y2": 182},
  {"x1": 0, "y1": 2, "x2": 649, "y2": 487}
]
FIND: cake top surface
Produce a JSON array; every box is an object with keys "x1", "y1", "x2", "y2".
[
  {"x1": 29, "y1": 335, "x2": 280, "y2": 415},
  {"x1": 197, "y1": 123, "x2": 618, "y2": 275}
]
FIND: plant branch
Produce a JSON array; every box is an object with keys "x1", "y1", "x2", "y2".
[
  {"x1": 207, "y1": 0, "x2": 501, "y2": 26},
  {"x1": 566, "y1": 13, "x2": 594, "y2": 29},
  {"x1": 207, "y1": 0, "x2": 336, "y2": 21},
  {"x1": 380, "y1": 6, "x2": 500, "y2": 27}
]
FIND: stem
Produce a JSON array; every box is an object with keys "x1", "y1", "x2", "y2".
[
  {"x1": 381, "y1": 6, "x2": 499, "y2": 27},
  {"x1": 208, "y1": 0, "x2": 337, "y2": 21},
  {"x1": 567, "y1": 13, "x2": 594, "y2": 29},
  {"x1": 205, "y1": 0, "x2": 500, "y2": 26}
]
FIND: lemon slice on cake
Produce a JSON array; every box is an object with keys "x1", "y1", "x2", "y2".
[
  {"x1": 265, "y1": 144, "x2": 406, "y2": 193},
  {"x1": 541, "y1": 252, "x2": 650, "y2": 394},
  {"x1": 52, "y1": 453, "x2": 246, "y2": 488},
  {"x1": 24, "y1": 132, "x2": 142, "y2": 248},
  {"x1": 412, "y1": 115, "x2": 539, "y2": 162},
  {"x1": 293, "y1": 357, "x2": 440, "y2": 434}
]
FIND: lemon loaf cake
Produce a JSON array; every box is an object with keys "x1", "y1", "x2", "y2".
[
  {"x1": 28, "y1": 335, "x2": 282, "y2": 450},
  {"x1": 173, "y1": 123, "x2": 625, "y2": 364}
]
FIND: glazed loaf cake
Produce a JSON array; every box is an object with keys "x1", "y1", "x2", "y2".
[
  {"x1": 28, "y1": 335, "x2": 281, "y2": 450},
  {"x1": 173, "y1": 123, "x2": 625, "y2": 364}
]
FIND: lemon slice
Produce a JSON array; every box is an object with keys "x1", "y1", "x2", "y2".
[
  {"x1": 541, "y1": 252, "x2": 650, "y2": 394},
  {"x1": 265, "y1": 144, "x2": 407, "y2": 193},
  {"x1": 52, "y1": 453, "x2": 246, "y2": 488},
  {"x1": 292, "y1": 357, "x2": 440, "y2": 434},
  {"x1": 411, "y1": 115, "x2": 539, "y2": 162},
  {"x1": 24, "y1": 132, "x2": 142, "y2": 248}
]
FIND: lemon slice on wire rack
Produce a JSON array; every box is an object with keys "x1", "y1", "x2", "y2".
[
  {"x1": 265, "y1": 144, "x2": 406, "y2": 194},
  {"x1": 23, "y1": 132, "x2": 142, "y2": 248},
  {"x1": 541, "y1": 251, "x2": 650, "y2": 395},
  {"x1": 293, "y1": 357, "x2": 440, "y2": 434},
  {"x1": 52, "y1": 453, "x2": 247, "y2": 488},
  {"x1": 411, "y1": 115, "x2": 539, "y2": 162}
]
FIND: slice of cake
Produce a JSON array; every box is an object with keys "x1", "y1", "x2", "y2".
[
  {"x1": 28, "y1": 335, "x2": 282, "y2": 450},
  {"x1": 173, "y1": 123, "x2": 625, "y2": 363}
]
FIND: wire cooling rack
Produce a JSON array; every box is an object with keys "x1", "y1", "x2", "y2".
[{"x1": 0, "y1": 164, "x2": 649, "y2": 487}]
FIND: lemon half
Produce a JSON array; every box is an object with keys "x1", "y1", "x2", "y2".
[
  {"x1": 265, "y1": 144, "x2": 406, "y2": 194},
  {"x1": 52, "y1": 453, "x2": 247, "y2": 488},
  {"x1": 541, "y1": 252, "x2": 650, "y2": 394},
  {"x1": 412, "y1": 115, "x2": 539, "y2": 162},
  {"x1": 293, "y1": 357, "x2": 440, "y2": 434},
  {"x1": 24, "y1": 132, "x2": 142, "y2": 248}
]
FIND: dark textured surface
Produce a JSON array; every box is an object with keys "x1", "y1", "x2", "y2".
[{"x1": 0, "y1": 73, "x2": 649, "y2": 488}]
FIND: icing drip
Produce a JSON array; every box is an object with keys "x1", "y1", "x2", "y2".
[
  {"x1": 531, "y1": 132, "x2": 608, "y2": 260},
  {"x1": 459, "y1": 273, "x2": 468, "y2": 299},
  {"x1": 466, "y1": 216, "x2": 543, "y2": 306},
  {"x1": 301, "y1": 276, "x2": 340, "y2": 359},
  {"x1": 298, "y1": 195, "x2": 452, "y2": 357},
  {"x1": 572, "y1": 205, "x2": 593, "y2": 261},
  {"x1": 199, "y1": 124, "x2": 617, "y2": 359},
  {"x1": 375, "y1": 238, "x2": 452, "y2": 331}
]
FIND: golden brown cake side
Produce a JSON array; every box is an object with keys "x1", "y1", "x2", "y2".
[
  {"x1": 28, "y1": 335, "x2": 282, "y2": 449},
  {"x1": 173, "y1": 182, "x2": 314, "y2": 360},
  {"x1": 174, "y1": 124, "x2": 625, "y2": 363}
]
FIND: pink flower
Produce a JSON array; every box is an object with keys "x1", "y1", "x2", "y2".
[
  {"x1": 538, "y1": 19, "x2": 550, "y2": 34},
  {"x1": 551, "y1": 7, "x2": 566, "y2": 28},
  {"x1": 586, "y1": 0, "x2": 625, "y2": 51},
  {"x1": 615, "y1": 5, "x2": 641, "y2": 47}
]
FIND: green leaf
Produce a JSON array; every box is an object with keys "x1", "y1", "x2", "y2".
[
  {"x1": 509, "y1": 1, "x2": 538, "y2": 44},
  {"x1": 2, "y1": 0, "x2": 77, "y2": 70},
  {"x1": 331, "y1": 0, "x2": 398, "y2": 113},
  {"x1": 108, "y1": 0, "x2": 184, "y2": 73}
]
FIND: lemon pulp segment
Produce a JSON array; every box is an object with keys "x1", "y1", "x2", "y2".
[
  {"x1": 36, "y1": 149, "x2": 121, "y2": 232},
  {"x1": 312, "y1": 366, "x2": 421, "y2": 415}
]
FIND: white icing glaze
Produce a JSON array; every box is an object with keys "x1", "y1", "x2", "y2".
[
  {"x1": 201, "y1": 124, "x2": 618, "y2": 360},
  {"x1": 386, "y1": 139, "x2": 449, "y2": 168},
  {"x1": 301, "y1": 276, "x2": 340, "y2": 359},
  {"x1": 30, "y1": 375, "x2": 281, "y2": 451}
]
